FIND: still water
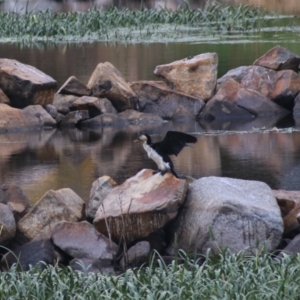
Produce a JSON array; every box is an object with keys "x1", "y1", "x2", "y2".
[{"x1": 1, "y1": 1, "x2": 300, "y2": 202}]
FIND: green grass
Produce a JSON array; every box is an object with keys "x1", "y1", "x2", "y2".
[
  {"x1": 0, "y1": 2, "x2": 274, "y2": 43},
  {"x1": 2, "y1": 251, "x2": 300, "y2": 299}
]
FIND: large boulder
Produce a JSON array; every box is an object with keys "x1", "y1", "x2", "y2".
[
  {"x1": 0, "y1": 104, "x2": 56, "y2": 132},
  {"x1": 0, "y1": 239, "x2": 58, "y2": 271},
  {"x1": 51, "y1": 221, "x2": 118, "y2": 261},
  {"x1": 52, "y1": 94, "x2": 79, "y2": 115},
  {"x1": 0, "y1": 58, "x2": 57, "y2": 108},
  {"x1": 87, "y1": 62, "x2": 138, "y2": 112},
  {"x1": 0, "y1": 203, "x2": 16, "y2": 245},
  {"x1": 57, "y1": 76, "x2": 91, "y2": 97},
  {"x1": 87, "y1": 176, "x2": 118, "y2": 220},
  {"x1": 253, "y1": 45, "x2": 300, "y2": 72},
  {"x1": 154, "y1": 53, "x2": 218, "y2": 102},
  {"x1": 0, "y1": 185, "x2": 30, "y2": 222},
  {"x1": 94, "y1": 169, "x2": 188, "y2": 244},
  {"x1": 17, "y1": 188, "x2": 85, "y2": 241},
  {"x1": 118, "y1": 109, "x2": 164, "y2": 124},
  {"x1": 167, "y1": 177, "x2": 283, "y2": 256},
  {"x1": 130, "y1": 81, "x2": 205, "y2": 119}
]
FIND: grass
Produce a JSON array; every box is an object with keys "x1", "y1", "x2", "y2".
[
  {"x1": 1, "y1": 250, "x2": 300, "y2": 299},
  {"x1": 0, "y1": 2, "x2": 275, "y2": 43}
]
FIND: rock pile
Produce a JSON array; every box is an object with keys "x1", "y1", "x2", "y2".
[{"x1": 0, "y1": 45, "x2": 299, "y2": 132}]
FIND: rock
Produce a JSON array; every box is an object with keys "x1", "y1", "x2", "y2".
[
  {"x1": 154, "y1": 53, "x2": 218, "y2": 102},
  {"x1": 70, "y1": 96, "x2": 117, "y2": 118},
  {"x1": 118, "y1": 109, "x2": 164, "y2": 124},
  {"x1": 130, "y1": 81, "x2": 204, "y2": 119},
  {"x1": 87, "y1": 62, "x2": 137, "y2": 112},
  {"x1": 0, "y1": 185, "x2": 30, "y2": 222},
  {"x1": 199, "y1": 79, "x2": 255, "y2": 120},
  {"x1": 69, "y1": 257, "x2": 114, "y2": 274},
  {"x1": 52, "y1": 221, "x2": 118, "y2": 261},
  {"x1": 45, "y1": 104, "x2": 64, "y2": 123},
  {"x1": 294, "y1": 93, "x2": 300, "y2": 115},
  {"x1": 120, "y1": 241, "x2": 151, "y2": 268},
  {"x1": 57, "y1": 76, "x2": 91, "y2": 96},
  {"x1": 273, "y1": 189, "x2": 300, "y2": 234},
  {"x1": 17, "y1": 188, "x2": 85, "y2": 241},
  {"x1": 167, "y1": 177, "x2": 283, "y2": 256},
  {"x1": 0, "y1": 239, "x2": 58, "y2": 271},
  {"x1": 279, "y1": 234, "x2": 300, "y2": 257},
  {"x1": 0, "y1": 203, "x2": 16, "y2": 245},
  {"x1": 87, "y1": 176, "x2": 118, "y2": 220},
  {"x1": 60, "y1": 110, "x2": 89, "y2": 128},
  {"x1": 0, "y1": 58, "x2": 57, "y2": 108},
  {"x1": 216, "y1": 66, "x2": 248, "y2": 90},
  {"x1": 94, "y1": 169, "x2": 188, "y2": 244},
  {"x1": 80, "y1": 113, "x2": 125, "y2": 128},
  {"x1": 253, "y1": 45, "x2": 300, "y2": 72},
  {"x1": 270, "y1": 70, "x2": 300, "y2": 110},
  {"x1": 0, "y1": 88, "x2": 10, "y2": 104},
  {"x1": 0, "y1": 104, "x2": 56, "y2": 132},
  {"x1": 52, "y1": 94, "x2": 79, "y2": 115}
]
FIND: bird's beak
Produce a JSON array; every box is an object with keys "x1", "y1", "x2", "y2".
[{"x1": 134, "y1": 138, "x2": 140, "y2": 143}]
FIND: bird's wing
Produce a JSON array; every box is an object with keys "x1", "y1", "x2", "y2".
[{"x1": 153, "y1": 131, "x2": 197, "y2": 156}]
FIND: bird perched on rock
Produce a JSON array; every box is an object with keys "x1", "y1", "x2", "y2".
[{"x1": 134, "y1": 131, "x2": 197, "y2": 178}]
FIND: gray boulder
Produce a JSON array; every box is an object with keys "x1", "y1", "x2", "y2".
[
  {"x1": 0, "y1": 203, "x2": 16, "y2": 245},
  {"x1": 57, "y1": 76, "x2": 91, "y2": 97},
  {"x1": 167, "y1": 176, "x2": 283, "y2": 256}
]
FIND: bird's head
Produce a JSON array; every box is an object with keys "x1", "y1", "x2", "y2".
[{"x1": 134, "y1": 134, "x2": 150, "y2": 143}]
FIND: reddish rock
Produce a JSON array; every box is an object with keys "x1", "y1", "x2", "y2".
[
  {"x1": 216, "y1": 66, "x2": 248, "y2": 90},
  {"x1": 254, "y1": 45, "x2": 300, "y2": 72},
  {"x1": 87, "y1": 62, "x2": 137, "y2": 112},
  {"x1": 154, "y1": 53, "x2": 218, "y2": 101},
  {"x1": 18, "y1": 188, "x2": 85, "y2": 241},
  {"x1": 273, "y1": 189, "x2": 300, "y2": 234},
  {"x1": 57, "y1": 76, "x2": 91, "y2": 96},
  {"x1": 130, "y1": 81, "x2": 204, "y2": 119},
  {"x1": 0, "y1": 104, "x2": 56, "y2": 132},
  {"x1": 52, "y1": 221, "x2": 118, "y2": 260},
  {"x1": 0, "y1": 58, "x2": 57, "y2": 108},
  {"x1": 0, "y1": 185, "x2": 30, "y2": 222},
  {"x1": 70, "y1": 96, "x2": 117, "y2": 117},
  {"x1": 93, "y1": 169, "x2": 188, "y2": 244}
]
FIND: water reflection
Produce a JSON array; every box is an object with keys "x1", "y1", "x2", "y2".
[{"x1": 1, "y1": 120, "x2": 300, "y2": 203}]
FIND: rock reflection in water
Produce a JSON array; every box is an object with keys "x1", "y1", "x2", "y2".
[{"x1": 0, "y1": 120, "x2": 300, "y2": 203}]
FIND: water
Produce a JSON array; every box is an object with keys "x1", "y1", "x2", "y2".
[{"x1": 1, "y1": 2, "x2": 300, "y2": 203}]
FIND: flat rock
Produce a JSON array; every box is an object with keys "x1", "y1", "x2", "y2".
[
  {"x1": 253, "y1": 45, "x2": 300, "y2": 72},
  {"x1": 0, "y1": 203, "x2": 16, "y2": 245},
  {"x1": 118, "y1": 109, "x2": 164, "y2": 124},
  {"x1": 94, "y1": 169, "x2": 188, "y2": 244},
  {"x1": 70, "y1": 96, "x2": 117, "y2": 117},
  {"x1": 0, "y1": 104, "x2": 56, "y2": 132},
  {"x1": 0, "y1": 58, "x2": 57, "y2": 108},
  {"x1": 18, "y1": 188, "x2": 85, "y2": 241},
  {"x1": 0, "y1": 239, "x2": 57, "y2": 271},
  {"x1": 0, "y1": 185, "x2": 30, "y2": 222},
  {"x1": 130, "y1": 81, "x2": 204, "y2": 119},
  {"x1": 0, "y1": 88, "x2": 10, "y2": 104},
  {"x1": 273, "y1": 189, "x2": 300, "y2": 234},
  {"x1": 57, "y1": 76, "x2": 91, "y2": 96},
  {"x1": 60, "y1": 110, "x2": 89, "y2": 128},
  {"x1": 52, "y1": 221, "x2": 118, "y2": 261},
  {"x1": 87, "y1": 176, "x2": 118, "y2": 220},
  {"x1": 120, "y1": 241, "x2": 151, "y2": 268},
  {"x1": 52, "y1": 94, "x2": 80, "y2": 115},
  {"x1": 154, "y1": 53, "x2": 218, "y2": 102},
  {"x1": 87, "y1": 62, "x2": 137, "y2": 112},
  {"x1": 167, "y1": 176, "x2": 283, "y2": 255}
]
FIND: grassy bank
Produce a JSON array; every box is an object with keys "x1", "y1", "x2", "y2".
[
  {"x1": 1, "y1": 251, "x2": 300, "y2": 299},
  {"x1": 0, "y1": 2, "x2": 273, "y2": 43}
]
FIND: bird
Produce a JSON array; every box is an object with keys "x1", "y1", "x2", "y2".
[{"x1": 134, "y1": 131, "x2": 197, "y2": 178}]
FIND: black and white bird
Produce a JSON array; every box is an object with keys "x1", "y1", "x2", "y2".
[{"x1": 134, "y1": 131, "x2": 197, "y2": 178}]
